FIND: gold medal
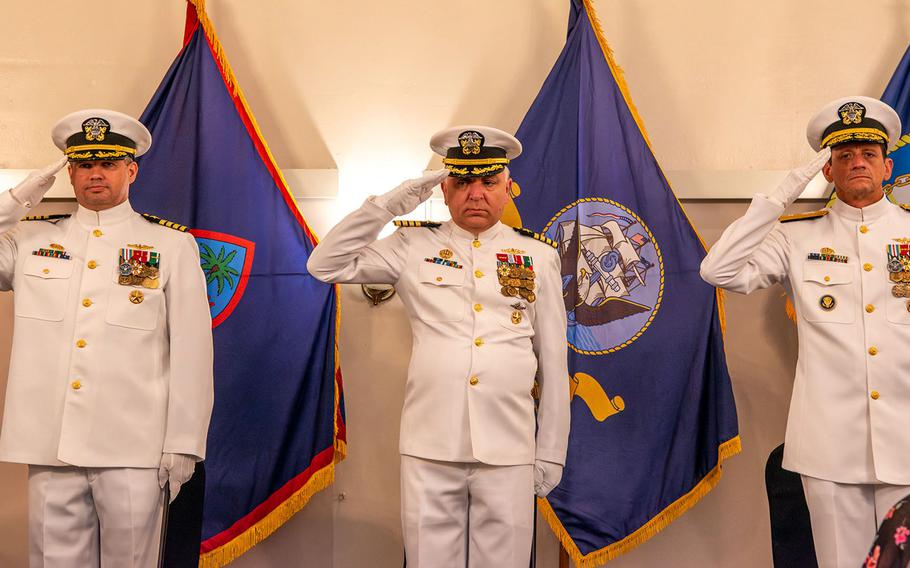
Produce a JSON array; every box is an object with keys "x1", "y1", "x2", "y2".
[
  {"x1": 509, "y1": 266, "x2": 521, "y2": 278},
  {"x1": 511, "y1": 310, "x2": 523, "y2": 324},
  {"x1": 526, "y1": 292, "x2": 536, "y2": 303},
  {"x1": 118, "y1": 275, "x2": 132, "y2": 286},
  {"x1": 129, "y1": 290, "x2": 144, "y2": 304},
  {"x1": 507, "y1": 286, "x2": 519, "y2": 297},
  {"x1": 500, "y1": 286, "x2": 512, "y2": 297},
  {"x1": 142, "y1": 277, "x2": 159, "y2": 289}
]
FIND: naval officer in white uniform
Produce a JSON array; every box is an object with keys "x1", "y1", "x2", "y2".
[
  {"x1": 308, "y1": 126, "x2": 570, "y2": 567},
  {"x1": 700, "y1": 97, "x2": 910, "y2": 568},
  {"x1": 0, "y1": 109, "x2": 213, "y2": 567}
]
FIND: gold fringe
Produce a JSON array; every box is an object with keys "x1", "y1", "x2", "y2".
[
  {"x1": 541, "y1": 435, "x2": 742, "y2": 567},
  {"x1": 185, "y1": 0, "x2": 322, "y2": 245},
  {"x1": 784, "y1": 294, "x2": 797, "y2": 323},
  {"x1": 199, "y1": 464, "x2": 337, "y2": 568},
  {"x1": 578, "y1": 0, "x2": 727, "y2": 335},
  {"x1": 715, "y1": 288, "x2": 726, "y2": 335}
]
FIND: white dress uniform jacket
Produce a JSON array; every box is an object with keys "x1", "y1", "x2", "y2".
[
  {"x1": 0, "y1": 192, "x2": 214, "y2": 468},
  {"x1": 308, "y1": 199, "x2": 570, "y2": 466},
  {"x1": 701, "y1": 194, "x2": 910, "y2": 484}
]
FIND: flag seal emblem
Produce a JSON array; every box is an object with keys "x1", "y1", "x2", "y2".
[{"x1": 543, "y1": 198, "x2": 663, "y2": 354}]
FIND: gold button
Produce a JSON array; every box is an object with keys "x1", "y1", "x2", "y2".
[
  {"x1": 82, "y1": 298, "x2": 92, "y2": 308},
  {"x1": 76, "y1": 339, "x2": 86, "y2": 348},
  {"x1": 871, "y1": 390, "x2": 880, "y2": 400},
  {"x1": 87, "y1": 260, "x2": 97, "y2": 269},
  {"x1": 435, "y1": 276, "x2": 443, "y2": 282},
  {"x1": 472, "y1": 240, "x2": 481, "y2": 248},
  {"x1": 42, "y1": 268, "x2": 50, "y2": 274},
  {"x1": 859, "y1": 225, "x2": 868, "y2": 234},
  {"x1": 474, "y1": 270, "x2": 484, "y2": 278},
  {"x1": 474, "y1": 338, "x2": 484, "y2": 347},
  {"x1": 473, "y1": 303, "x2": 482, "y2": 312},
  {"x1": 71, "y1": 380, "x2": 82, "y2": 390},
  {"x1": 823, "y1": 276, "x2": 830, "y2": 282},
  {"x1": 865, "y1": 304, "x2": 875, "y2": 313},
  {"x1": 863, "y1": 263, "x2": 873, "y2": 272},
  {"x1": 469, "y1": 376, "x2": 479, "y2": 386},
  {"x1": 868, "y1": 346, "x2": 878, "y2": 356},
  {"x1": 92, "y1": 229, "x2": 103, "y2": 237}
]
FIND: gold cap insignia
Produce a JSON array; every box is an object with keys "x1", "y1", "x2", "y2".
[
  {"x1": 82, "y1": 117, "x2": 110, "y2": 142},
  {"x1": 458, "y1": 131, "x2": 484, "y2": 155},
  {"x1": 838, "y1": 102, "x2": 865, "y2": 125}
]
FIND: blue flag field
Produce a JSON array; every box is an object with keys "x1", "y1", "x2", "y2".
[
  {"x1": 507, "y1": 1, "x2": 740, "y2": 565},
  {"x1": 130, "y1": 1, "x2": 345, "y2": 565},
  {"x1": 882, "y1": 45, "x2": 910, "y2": 205}
]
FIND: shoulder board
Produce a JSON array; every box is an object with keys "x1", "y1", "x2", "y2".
[
  {"x1": 778, "y1": 209, "x2": 829, "y2": 223},
  {"x1": 513, "y1": 226, "x2": 557, "y2": 248},
  {"x1": 393, "y1": 220, "x2": 441, "y2": 228},
  {"x1": 22, "y1": 214, "x2": 71, "y2": 223},
  {"x1": 900, "y1": 203, "x2": 910, "y2": 212},
  {"x1": 141, "y1": 213, "x2": 188, "y2": 232}
]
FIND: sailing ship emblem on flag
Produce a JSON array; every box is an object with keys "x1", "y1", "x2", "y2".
[
  {"x1": 544, "y1": 197, "x2": 663, "y2": 354},
  {"x1": 191, "y1": 229, "x2": 255, "y2": 328}
]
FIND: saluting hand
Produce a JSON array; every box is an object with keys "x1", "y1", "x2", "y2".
[
  {"x1": 768, "y1": 146, "x2": 831, "y2": 208},
  {"x1": 9, "y1": 156, "x2": 69, "y2": 208},
  {"x1": 372, "y1": 168, "x2": 450, "y2": 216}
]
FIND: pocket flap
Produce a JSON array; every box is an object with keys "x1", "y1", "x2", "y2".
[
  {"x1": 418, "y1": 262, "x2": 465, "y2": 286},
  {"x1": 23, "y1": 255, "x2": 74, "y2": 280},
  {"x1": 803, "y1": 262, "x2": 852, "y2": 285}
]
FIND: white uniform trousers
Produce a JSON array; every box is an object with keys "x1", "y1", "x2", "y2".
[
  {"x1": 801, "y1": 475, "x2": 910, "y2": 568},
  {"x1": 401, "y1": 456, "x2": 534, "y2": 568},
  {"x1": 28, "y1": 466, "x2": 163, "y2": 568}
]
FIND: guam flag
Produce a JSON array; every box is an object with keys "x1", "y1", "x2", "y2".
[
  {"x1": 130, "y1": 1, "x2": 344, "y2": 565},
  {"x1": 882, "y1": 45, "x2": 910, "y2": 205},
  {"x1": 507, "y1": 1, "x2": 739, "y2": 565}
]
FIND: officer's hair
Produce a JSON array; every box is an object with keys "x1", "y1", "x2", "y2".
[
  {"x1": 123, "y1": 156, "x2": 135, "y2": 166},
  {"x1": 502, "y1": 166, "x2": 510, "y2": 180}
]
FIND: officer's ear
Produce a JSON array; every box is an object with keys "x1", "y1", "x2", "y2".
[
  {"x1": 126, "y1": 160, "x2": 139, "y2": 183},
  {"x1": 822, "y1": 161, "x2": 833, "y2": 183}
]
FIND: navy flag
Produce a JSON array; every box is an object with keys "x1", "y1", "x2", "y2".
[
  {"x1": 130, "y1": 1, "x2": 344, "y2": 565},
  {"x1": 507, "y1": 1, "x2": 740, "y2": 564},
  {"x1": 883, "y1": 45, "x2": 910, "y2": 205}
]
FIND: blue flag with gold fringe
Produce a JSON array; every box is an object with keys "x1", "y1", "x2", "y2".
[
  {"x1": 883, "y1": 45, "x2": 910, "y2": 205},
  {"x1": 507, "y1": 1, "x2": 739, "y2": 565},
  {"x1": 130, "y1": 1, "x2": 345, "y2": 565}
]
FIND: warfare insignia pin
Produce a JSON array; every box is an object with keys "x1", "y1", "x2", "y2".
[
  {"x1": 501, "y1": 248, "x2": 526, "y2": 255},
  {"x1": 33, "y1": 245, "x2": 71, "y2": 260},
  {"x1": 439, "y1": 249, "x2": 453, "y2": 260},
  {"x1": 126, "y1": 243, "x2": 155, "y2": 250},
  {"x1": 819, "y1": 294, "x2": 837, "y2": 311},
  {"x1": 838, "y1": 102, "x2": 865, "y2": 125},
  {"x1": 458, "y1": 130, "x2": 484, "y2": 155},
  {"x1": 894, "y1": 238, "x2": 910, "y2": 244},
  {"x1": 82, "y1": 117, "x2": 110, "y2": 142}
]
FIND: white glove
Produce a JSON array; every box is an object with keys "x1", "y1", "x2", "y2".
[
  {"x1": 371, "y1": 168, "x2": 449, "y2": 216},
  {"x1": 533, "y1": 459, "x2": 563, "y2": 497},
  {"x1": 158, "y1": 453, "x2": 197, "y2": 503},
  {"x1": 9, "y1": 156, "x2": 68, "y2": 208},
  {"x1": 766, "y1": 147, "x2": 831, "y2": 208}
]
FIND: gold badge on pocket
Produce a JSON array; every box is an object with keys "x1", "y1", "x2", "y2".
[
  {"x1": 129, "y1": 290, "x2": 144, "y2": 304},
  {"x1": 819, "y1": 294, "x2": 836, "y2": 311}
]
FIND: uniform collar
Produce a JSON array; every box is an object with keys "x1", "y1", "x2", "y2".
[
  {"x1": 75, "y1": 199, "x2": 134, "y2": 227},
  {"x1": 830, "y1": 193, "x2": 893, "y2": 223},
  {"x1": 445, "y1": 220, "x2": 505, "y2": 242}
]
